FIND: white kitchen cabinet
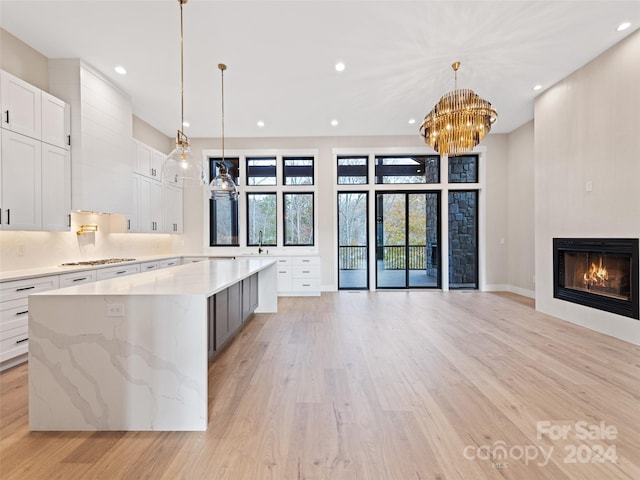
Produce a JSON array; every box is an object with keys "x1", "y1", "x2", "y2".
[
  {"x1": 139, "y1": 261, "x2": 160, "y2": 272},
  {"x1": 158, "y1": 257, "x2": 180, "y2": 269},
  {"x1": 137, "y1": 174, "x2": 163, "y2": 232},
  {"x1": 276, "y1": 256, "x2": 321, "y2": 296},
  {"x1": 134, "y1": 139, "x2": 165, "y2": 181},
  {"x1": 96, "y1": 263, "x2": 141, "y2": 281},
  {"x1": 163, "y1": 184, "x2": 183, "y2": 233},
  {"x1": 126, "y1": 174, "x2": 140, "y2": 232},
  {"x1": 59, "y1": 270, "x2": 97, "y2": 287},
  {"x1": 0, "y1": 274, "x2": 59, "y2": 368},
  {"x1": 0, "y1": 70, "x2": 41, "y2": 140},
  {"x1": 41, "y1": 91, "x2": 71, "y2": 150},
  {"x1": 48, "y1": 60, "x2": 133, "y2": 215},
  {"x1": 41, "y1": 142, "x2": 71, "y2": 231},
  {"x1": 0, "y1": 129, "x2": 41, "y2": 230}
]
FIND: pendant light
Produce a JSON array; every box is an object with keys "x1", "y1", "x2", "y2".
[
  {"x1": 162, "y1": 0, "x2": 205, "y2": 186},
  {"x1": 210, "y1": 63, "x2": 239, "y2": 199},
  {"x1": 419, "y1": 62, "x2": 497, "y2": 156}
]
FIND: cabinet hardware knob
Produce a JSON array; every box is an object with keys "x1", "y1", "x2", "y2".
[
  {"x1": 16, "y1": 310, "x2": 29, "y2": 316},
  {"x1": 6, "y1": 209, "x2": 10, "y2": 225},
  {"x1": 16, "y1": 286, "x2": 35, "y2": 292},
  {"x1": 16, "y1": 338, "x2": 28, "y2": 344},
  {"x1": 116, "y1": 270, "x2": 127, "y2": 274},
  {"x1": 4, "y1": 110, "x2": 9, "y2": 123},
  {"x1": 67, "y1": 135, "x2": 71, "y2": 146},
  {"x1": 72, "y1": 277, "x2": 87, "y2": 282}
]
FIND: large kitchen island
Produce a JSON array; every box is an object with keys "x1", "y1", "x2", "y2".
[{"x1": 28, "y1": 258, "x2": 277, "y2": 432}]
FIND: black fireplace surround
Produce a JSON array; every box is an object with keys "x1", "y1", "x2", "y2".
[{"x1": 553, "y1": 238, "x2": 639, "y2": 320}]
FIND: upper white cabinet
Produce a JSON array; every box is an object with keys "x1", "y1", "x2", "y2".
[
  {"x1": 0, "y1": 70, "x2": 42, "y2": 140},
  {"x1": 133, "y1": 139, "x2": 165, "y2": 181},
  {"x1": 0, "y1": 129, "x2": 41, "y2": 230},
  {"x1": 41, "y1": 142, "x2": 71, "y2": 231},
  {"x1": 41, "y1": 91, "x2": 71, "y2": 150},
  {"x1": 49, "y1": 60, "x2": 133, "y2": 215}
]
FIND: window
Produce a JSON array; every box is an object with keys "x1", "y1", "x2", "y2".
[
  {"x1": 246, "y1": 157, "x2": 276, "y2": 185},
  {"x1": 375, "y1": 155, "x2": 439, "y2": 184},
  {"x1": 247, "y1": 193, "x2": 277, "y2": 246},
  {"x1": 337, "y1": 156, "x2": 368, "y2": 184},
  {"x1": 209, "y1": 196, "x2": 239, "y2": 246},
  {"x1": 448, "y1": 155, "x2": 478, "y2": 183},
  {"x1": 209, "y1": 158, "x2": 239, "y2": 246},
  {"x1": 283, "y1": 157, "x2": 314, "y2": 185},
  {"x1": 283, "y1": 193, "x2": 314, "y2": 246}
]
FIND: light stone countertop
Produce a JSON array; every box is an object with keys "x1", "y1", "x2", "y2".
[{"x1": 30, "y1": 257, "x2": 276, "y2": 297}]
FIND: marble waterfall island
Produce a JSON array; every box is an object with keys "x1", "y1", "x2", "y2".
[{"x1": 28, "y1": 258, "x2": 277, "y2": 431}]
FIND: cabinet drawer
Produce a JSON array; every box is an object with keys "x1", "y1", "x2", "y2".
[
  {"x1": 158, "y1": 258, "x2": 180, "y2": 269},
  {"x1": 0, "y1": 324, "x2": 29, "y2": 362},
  {"x1": 139, "y1": 261, "x2": 159, "y2": 272},
  {"x1": 291, "y1": 278, "x2": 320, "y2": 291},
  {"x1": 96, "y1": 264, "x2": 141, "y2": 280},
  {"x1": 1, "y1": 300, "x2": 30, "y2": 332},
  {"x1": 0, "y1": 275, "x2": 60, "y2": 302},
  {"x1": 277, "y1": 269, "x2": 292, "y2": 292},
  {"x1": 275, "y1": 257, "x2": 292, "y2": 266},
  {"x1": 59, "y1": 270, "x2": 97, "y2": 287},
  {"x1": 292, "y1": 256, "x2": 320, "y2": 266},
  {"x1": 292, "y1": 265, "x2": 320, "y2": 278}
]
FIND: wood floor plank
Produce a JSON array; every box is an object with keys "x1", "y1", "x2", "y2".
[{"x1": 1, "y1": 291, "x2": 639, "y2": 479}]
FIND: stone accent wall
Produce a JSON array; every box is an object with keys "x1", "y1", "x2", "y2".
[{"x1": 448, "y1": 191, "x2": 477, "y2": 286}]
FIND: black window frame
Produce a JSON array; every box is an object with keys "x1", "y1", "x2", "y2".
[
  {"x1": 246, "y1": 156, "x2": 277, "y2": 186},
  {"x1": 283, "y1": 192, "x2": 315, "y2": 246},
  {"x1": 374, "y1": 155, "x2": 440, "y2": 184},
  {"x1": 283, "y1": 156, "x2": 314, "y2": 185},
  {"x1": 246, "y1": 192, "x2": 278, "y2": 247},
  {"x1": 337, "y1": 156, "x2": 368, "y2": 185}
]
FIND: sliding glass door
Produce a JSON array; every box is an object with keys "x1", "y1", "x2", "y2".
[{"x1": 375, "y1": 191, "x2": 439, "y2": 289}]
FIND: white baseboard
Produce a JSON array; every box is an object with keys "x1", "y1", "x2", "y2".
[{"x1": 482, "y1": 284, "x2": 535, "y2": 299}]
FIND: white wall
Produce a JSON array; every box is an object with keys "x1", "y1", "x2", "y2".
[
  {"x1": 507, "y1": 121, "x2": 535, "y2": 297},
  {"x1": 534, "y1": 29, "x2": 640, "y2": 344}
]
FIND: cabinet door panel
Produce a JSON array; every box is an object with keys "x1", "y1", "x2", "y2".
[
  {"x1": 1, "y1": 71, "x2": 42, "y2": 139},
  {"x1": 1, "y1": 130, "x2": 41, "y2": 230},
  {"x1": 228, "y1": 283, "x2": 242, "y2": 333},
  {"x1": 215, "y1": 290, "x2": 230, "y2": 350},
  {"x1": 41, "y1": 91, "x2": 70, "y2": 149},
  {"x1": 41, "y1": 143, "x2": 71, "y2": 231}
]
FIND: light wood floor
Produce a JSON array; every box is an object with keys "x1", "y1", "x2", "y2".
[{"x1": 1, "y1": 291, "x2": 639, "y2": 479}]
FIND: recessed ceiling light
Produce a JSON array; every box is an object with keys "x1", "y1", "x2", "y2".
[
  {"x1": 617, "y1": 21, "x2": 631, "y2": 31},
  {"x1": 408, "y1": 118, "x2": 416, "y2": 125},
  {"x1": 257, "y1": 120, "x2": 265, "y2": 128},
  {"x1": 182, "y1": 121, "x2": 190, "y2": 127},
  {"x1": 114, "y1": 65, "x2": 127, "y2": 75},
  {"x1": 335, "y1": 62, "x2": 345, "y2": 72},
  {"x1": 533, "y1": 84, "x2": 542, "y2": 91},
  {"x1": 331, "y1": 119, "x2": 339, "y2": 127}
]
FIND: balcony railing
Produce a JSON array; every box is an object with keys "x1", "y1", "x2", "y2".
[{"x1": 339, "y1": 244, "x2": 438, "y2": 270}]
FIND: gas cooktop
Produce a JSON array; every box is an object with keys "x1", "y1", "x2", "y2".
[{"x1": 60, "y1": 258, "x2": 136, "y2": 266}]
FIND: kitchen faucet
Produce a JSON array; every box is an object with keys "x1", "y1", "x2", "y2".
[{"x1": 258, "y1": 230, "x2": 263, "y2": 254}]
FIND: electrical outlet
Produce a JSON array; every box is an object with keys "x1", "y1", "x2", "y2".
[
  {"x1": 107, "y1": 304, "x2": 125, "y2": 317},
  {"x1": 16, "y1": 243, "x2": 25, "y2": 256}
]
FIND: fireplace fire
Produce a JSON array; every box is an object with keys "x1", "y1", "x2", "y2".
[{"x1": 553, "y1": 238, "x2": 639, "y2": 319}]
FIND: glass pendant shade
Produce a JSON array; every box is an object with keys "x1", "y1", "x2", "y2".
[
  {"x1": 161, "y1": 0, "x2": 206, "y2": 186},
  {"x1": 210, "y1": 164, "x2": 238, "y2": 199},
  {"x1": 210, "y1": 63, "x2": 239, "y2": 199},
  {"x1": 162, "y1": 131, "x2": 206, "y2": 185}
]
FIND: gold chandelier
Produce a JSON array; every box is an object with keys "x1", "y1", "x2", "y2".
[{"x1": 419, "y1": 62, "x2": 497, "y2": 156}]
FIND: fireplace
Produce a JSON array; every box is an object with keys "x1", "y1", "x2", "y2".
[{"x1": 553, "y1": 238, "x2": 639, "y2": 319}]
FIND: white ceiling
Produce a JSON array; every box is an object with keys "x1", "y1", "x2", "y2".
[{"x1": 2, "y1": 1, "x2": 639, "y2": 139}]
